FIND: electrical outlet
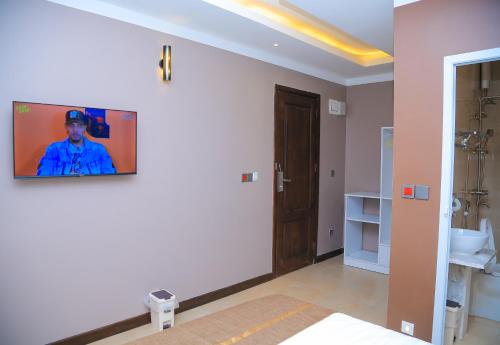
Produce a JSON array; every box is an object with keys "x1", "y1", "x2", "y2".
[
  {"x1": 329, "y1": 226, "x2": 334, "y2": 237},
  {"x1": 401, "y1": 320, "x2": 414, "y2": 336}
]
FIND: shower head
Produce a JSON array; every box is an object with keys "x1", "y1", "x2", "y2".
[{"x1": 481, "y1": 95, "x2": 500, "y2": 105}]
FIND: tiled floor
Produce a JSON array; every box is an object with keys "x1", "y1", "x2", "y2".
[
  {"x1": 456, "y1": 316, "x2": 500, "y2": 345},
  {"x1": 92, "y1": 255, "x2": 499, "y2": 345}
]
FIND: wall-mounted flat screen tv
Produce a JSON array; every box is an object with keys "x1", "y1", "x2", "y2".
[{"x1": 13, "y1": 101, "x2": 137, "y2": 178}]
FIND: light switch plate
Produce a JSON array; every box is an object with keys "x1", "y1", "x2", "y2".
[
  {"x1": 401, "y1": 320, "x2": 414, "y2": 336},
  {"x1": 415, "y1": 185, "x2": 429, "y2": 200},
  {"x1": 242, "y1": 172, "x2": 258, "y2": 183},
  {"x1": 402, "y1": 184, "x2": 415, "y2": 199},
  {"x1": 241, "y1": 173, "x2": 252, "y2": 182},
  {"x1": 328, "y1": 99, "x2": 346, "y2": 116}
]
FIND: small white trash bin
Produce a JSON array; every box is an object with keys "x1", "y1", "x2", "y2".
[
  {"x1": 444, "y1": 301, "x2": 463, "y2": 345},
  {"x1": 148, "y1": 290, "x2": 178, "y2": 331}
]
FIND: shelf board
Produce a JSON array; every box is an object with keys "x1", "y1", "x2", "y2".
[
  {"x1": 347, "y1": 214, "x2": 380, "y2": 224},
  {"x1": 345, "y1": 192, "x2": 380, "y2": 199},
  {"x1": 381, "y1": 195, "x2": 392, "y2": 200},
  {"x1": 347, "y1": 250, "x2": 378, "y2": 263}
]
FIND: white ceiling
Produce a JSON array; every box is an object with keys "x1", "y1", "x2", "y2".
[
  {"x1": 286, "y1": 0, "x2": 394, "y2": 55},
  {"x1": 48, "y1": 0, "x2": 396, "y2": 86}
]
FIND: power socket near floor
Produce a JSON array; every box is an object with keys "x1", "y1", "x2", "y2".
[
  {"x1": 329, "y1": 226, "x2": 334, "y2": 237},
  {"x1": 401, "y1": 320, "x2": 414, "y2": 336}
]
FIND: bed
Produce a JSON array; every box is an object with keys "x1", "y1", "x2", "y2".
[{"x1": 279, "y1": 312, "x2": 430, "y2": 345}]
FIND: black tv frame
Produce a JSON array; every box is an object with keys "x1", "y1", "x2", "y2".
[{"x1": 13, "y1": 101, "x2": 138, "y2": 179}]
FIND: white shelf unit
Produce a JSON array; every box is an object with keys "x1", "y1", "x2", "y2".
[{"x1": 344, "y1": 127, "x2": 393, "y2": 274}]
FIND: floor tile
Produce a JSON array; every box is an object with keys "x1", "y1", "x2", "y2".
[{"x1": 91, "y1": 255, "x2": 499, "y2": 345}]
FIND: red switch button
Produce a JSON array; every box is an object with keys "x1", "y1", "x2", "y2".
[
  {"x1": 404, "y1": 187, "x2": 413, "y2": 196},
  {"x1": 402, "y1": 184, "x2": 415, "y2": 199}
]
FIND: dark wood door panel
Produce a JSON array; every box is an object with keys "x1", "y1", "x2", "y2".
[
  {"x1": 281, "y1": 219, "x2": 310, "y2": 259},
  {"x1": 283, "y1": 103, "x2": 312, "y2": 211},
  {"x1": 273, "y1": 85, "x2": 320, "y2": 276},
  {"x1": 280, "y1": 209, "x2": 311, "y2": 221},
  {"x1": 276, "y1": 219, "x2": 314, "y2": 272}
]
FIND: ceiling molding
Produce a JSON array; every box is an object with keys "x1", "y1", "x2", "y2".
[
  {"x1": 345, "y1": 72, "x2": 394, "y2": 86},
  {"x1": 394, "y1": 0, "x2": 420, "y2": 7},
  {"x1": 47, "y1": 0, "x2": 393, "y2": 86},
  {"x1": 47, "y1": 0, "x2": 347, "y2": 85},
  {"x1": 202, "y1": 0, "x2": 393, "y2": 67}
]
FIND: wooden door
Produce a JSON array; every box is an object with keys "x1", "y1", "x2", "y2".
[{"x1": 273, "y1": 85, "x2": 320, "y2": 276}]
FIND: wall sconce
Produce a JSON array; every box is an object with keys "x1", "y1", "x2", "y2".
[{"x1": 159, "y1": 45, "x2": 171, "y2": 81}]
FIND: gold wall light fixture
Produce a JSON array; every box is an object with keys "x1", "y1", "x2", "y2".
[{"x1": 159, "y1": 45, "x2": 172, "y2": 81}]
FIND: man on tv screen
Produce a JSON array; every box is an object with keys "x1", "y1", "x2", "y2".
[{"x1": 37, "y1": 110, "x2": 116, "y2": 176}]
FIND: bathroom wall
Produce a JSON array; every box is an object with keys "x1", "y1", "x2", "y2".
[
  {"x1": 453, "y1": 64, "x2": 481, "y2": 229},
  {"x1": 453, "y1": 62, "x2": 500, "y2": 263},
  {"x1": 388, "y1": 0, "x2": 500, "y2": 341},
  {"x1": 345, "y1": 81, "x2": 394, "y2": 251},
  {"x1": 482, "y1": 61, "x2": 500, "y2": 262},
  {"x1": 0, "y1": 0, "x2": 346, "y2": 343}
]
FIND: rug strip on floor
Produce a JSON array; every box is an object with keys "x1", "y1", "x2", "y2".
[{"x1": 126, "y1": 294, "x2": 332, "y2": 345}]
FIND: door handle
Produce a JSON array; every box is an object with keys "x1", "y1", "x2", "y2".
[{"x1": 276, "y1": 163, "x2": 292, "y2": 192}]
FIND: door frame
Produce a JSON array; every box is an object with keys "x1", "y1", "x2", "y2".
[
  {"x1": 272, "y1": 84, "x2": 321, "y2": 276},
  {"x1": 433, "y1": 47, "x2": 500, "y2": 345}
]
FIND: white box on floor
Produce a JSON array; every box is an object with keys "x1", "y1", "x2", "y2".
[{"x1": 149, "y1": 290, "x2": 178, "y2": 331}]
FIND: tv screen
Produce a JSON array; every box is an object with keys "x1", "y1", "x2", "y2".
[{"x1": 13, "y1": 101, "x2": 137, "y2": 178}]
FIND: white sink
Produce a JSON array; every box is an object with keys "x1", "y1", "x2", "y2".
[{"x1": 450, "y1": 228, "x2": 489, "y2": 254}]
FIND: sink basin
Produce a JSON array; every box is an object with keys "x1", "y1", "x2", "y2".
[{"x1": 450, "y1": 228, "x2": 489, "y2": 254}]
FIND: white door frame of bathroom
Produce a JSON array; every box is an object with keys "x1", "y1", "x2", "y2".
[{"x1": 433, "y1": 47, "x2": 500, "y2": 345}]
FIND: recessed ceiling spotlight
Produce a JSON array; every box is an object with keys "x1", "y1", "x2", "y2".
[{"x1": 273, "y1": 43, "x2": 279, "y2": 47}]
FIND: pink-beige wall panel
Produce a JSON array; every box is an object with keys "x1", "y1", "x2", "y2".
[
  {"x1": 345, "y1": 81, "x2": 394, "y2": 193},
  {"x1": 0, "y1": 0, "x2": 346, "y2": 343},
  {"x1": 345, "y1": 81, "x2": 394, "y2": 250},
  {"x1": 388, "y1": 0, "x2": 500, "y2": 341}
]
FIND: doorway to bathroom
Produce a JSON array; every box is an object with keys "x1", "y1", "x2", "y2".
[{"x1": 434, "y1": 47, "x2": 500, "y2": 345}]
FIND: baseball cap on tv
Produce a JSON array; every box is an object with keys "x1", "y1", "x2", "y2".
[{"x1": 65, "y1": 110, "x2": 87, "y2": 125}]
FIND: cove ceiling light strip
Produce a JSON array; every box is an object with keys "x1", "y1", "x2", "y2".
[{"x1": 203, "y1": 0, "x2": 393, "y2": 67}]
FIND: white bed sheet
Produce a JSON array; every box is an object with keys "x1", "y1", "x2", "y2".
[{"x1": 279, "y1": 313, "x2": 431, "y2": 345}]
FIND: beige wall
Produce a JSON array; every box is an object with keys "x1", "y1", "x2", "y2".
[
  {"x1": 0, "y1": 0, "x2": 346, "y2": 343},
  {"x1": 345, "y1": 81, "x2": 394, "y2": 193},
  {"x1": 388, "y1": 0, "x2": 500, "y2": 341},
  {"x1": 345, "y1": 82, "x2": 394, "y2": 251}
]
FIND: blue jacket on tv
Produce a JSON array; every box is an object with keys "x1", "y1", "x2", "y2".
[{"x1": 37, "y1": 137, "x2": 116, "y2": 176}]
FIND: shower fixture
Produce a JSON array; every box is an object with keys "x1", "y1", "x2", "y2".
[
  {"x1": 455, "y1": 131, "x2": 474, "y2": 150},
  {"x1": 482, "y1": 97, "x2": 497, "y2": 106},
  {"x1": 455, "y1": 93, "x2": 500, "y2": 228},
  {"x1": 454, "y1": 62, "x2": 500, "y2": 229},
  {"x1": 454, "y1": 129, "x2": 493, "y2": 152}
]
